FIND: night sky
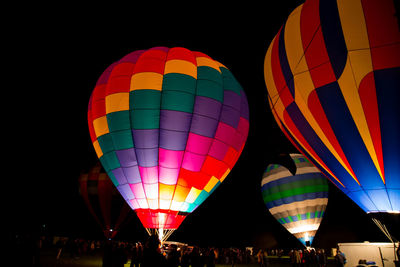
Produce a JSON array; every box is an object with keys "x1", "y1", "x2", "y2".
[{"x1": 7, "y1": 1, "x2": 398, "y2": 249}]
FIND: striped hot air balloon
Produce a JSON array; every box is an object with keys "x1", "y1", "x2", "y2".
[
  {"x1": 264, "y1": 0, "x2": 400, "y2": 214},
  {"x1": 88, "y1": 47, "x2": 249, "y2": 241},
  {"x1": 261, "y1": 154, "x2": 329, "y2": 246}
]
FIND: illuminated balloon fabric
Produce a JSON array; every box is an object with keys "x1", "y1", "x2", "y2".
[
  {"x1": 261, "y1": 154, "x2": 328, "y2": 246},
  {"x1": 87, "y1": 47, "x2": 249, "y2": 231},
  {"x1": 79, "y1": 164, "x2": 131, "y2": 238},
  {"x1": 264, "y1": 0, "x2": 400, "y2": 213}
]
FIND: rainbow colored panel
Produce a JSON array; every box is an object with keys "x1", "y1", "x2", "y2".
[
  {"x1": 261, "y1": 154, "x2": 328, "y2": 246},
  {"x1": 88, "y1": 47, "x2": 249, "y2": 230},
  {"x1": 264, "y1": 0, "x2": 400, "y2": 213}
]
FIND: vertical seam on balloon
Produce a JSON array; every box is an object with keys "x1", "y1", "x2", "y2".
[
  {"x1": 129, "y1": 49, "x2": 153, "y2": 214},
  {"x1": 166, "y1": 49, "x2": 198, "y2": 217}
]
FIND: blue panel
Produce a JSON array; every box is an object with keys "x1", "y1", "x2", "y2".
[
  {"x1": 316, "y1": 82, "x2": 382, "y2": 190},
  {"x1": 279, "y1": 121, "x2": 351, "y2": 193},
  {"x1": 347, "y1": 190, "x2": 377, "y2": 213},
  {"x1": 387, "y1": 189, "x2": 400, "y2": 212},
  {"x1": 285, "y1": 103, "x2": 360, "y2": 190},
  {"x1": 319, "y1": 0, "x2": 347, "y2": 78},
  {"x1": 366, "y1": 189, "x2": 392, "y2": 212},
  {"x1": 375, "y1": 68, "x2": 400, "y2": 189}
]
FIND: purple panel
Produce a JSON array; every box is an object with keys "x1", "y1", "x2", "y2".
[
  {"x1": 112, "y1": 168, "x2": 128, "y2": 185},
  {"x1": 190, "y1": 114, "x2": 219, "y2": 138},
  {"x1": 240, "y1": 92, "x2": 250, "y2": 120},
  {"x1": 122, "y1": 165, "x2": 142, "y2": 184},
  {"x1": 116, "y1": 148, "x2": 137, "y2": 167},
  {"x1": 220, "y1": 105, "x2": 240, "y2": 128},
  {"x1": 159, "y1": 129, "x2": 188, "y2": 150},
  {"x1": 117, "y1": 184, "x2": 134, "y2": 200},
  {"x1": 193, "y1": 96, "x2": 222, "y2": 120},
  {"x1": 132, "y1": 129, "x2": 159, "y2": 149},
  {"x1": 135, "y1": 148, "x2": 158, "y2": 167},
  {"x1": 160, "y1": 110, "x2": 192, "y2": 131},
  {"x1": 223, "y1": 91, "x2": 241, "y2": 111}
]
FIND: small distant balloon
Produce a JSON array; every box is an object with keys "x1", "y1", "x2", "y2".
[
  {"x1": 261, "y1": 154, "x2": 328, "y2": 246},
  {"x1": 79, "y1": 163, "x2": 132, "y2": 239}
]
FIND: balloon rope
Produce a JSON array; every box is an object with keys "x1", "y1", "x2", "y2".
[{"x1": 371, "y1": 218, "x2": 394, "y2": 243}]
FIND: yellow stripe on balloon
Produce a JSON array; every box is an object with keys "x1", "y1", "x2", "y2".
[
  {"x1": 93, "y1": 140, "x2": 103, "y2": 158},
  {"x1": 196, "y1": 57, "x2": 221, "y2": 73},
  {"x1": 338, "y1": 56, "x2": 383, "y2": 181},
  {"x1": 284, "y1": 4, "x2": 308, "y2": 75},
  {"x1": 130, "y1": 72, "x2": 163, "y2": 91},
  {"x1": 105, "y1": 92, "x2": 130, "y2": 114},
  {"x1": 93, "y1": 116, "x2": 109, "y2": 137},
  {"x1": 164, "y1": 60, "x2": 197, "y2": 79},
  {"x1": 185, "y1": 187, "x2": 201, "y2": 204}
]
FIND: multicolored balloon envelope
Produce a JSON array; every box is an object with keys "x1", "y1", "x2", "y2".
[
  {"x1": 264, "y1": 0, "x2": 400, "y2": 214},
  {"x1": 88, "y1": 47, "x2": 249, "y2": 240},
  {"x1": 79, "y1": 163, "x2": 132, "y2": 239},
  {"x1": 261, "y1": 154, "x2": 329, "y2": 246}
]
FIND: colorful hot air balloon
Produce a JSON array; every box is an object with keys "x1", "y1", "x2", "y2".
[
  {"x1": 88, "y1": 47, "x2": 249, "y2": 241},
  {"x1": 264, "y1": 0, "x2": 400, "y2": 216},
  {"x1": 261, "y1": 154, "x2": 329, "y2": 246},
  {"x1": 79, "y1": 163, "x2": 132, "y2": 239}
]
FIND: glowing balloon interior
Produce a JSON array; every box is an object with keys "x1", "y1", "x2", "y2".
[
  {"x1": 264, "y1": 0, "x2": 400, "y2": 214},
  {"x1": 261, "y1": 154, "x2": 328, "y2": 246},
  {"x1": 88, "y1": 47, "x2": 249, "y2": 240}
]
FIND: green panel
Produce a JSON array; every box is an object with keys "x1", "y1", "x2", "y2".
[
  {"x1": 130, "y1": 109, "x2": 160, "y2": 129},
  {"x1": 197, "y1": 66, "x2": 222, "y2": 84},
  {"x1": 263, "y1": 184, "x2": 329, "y2": 203},
  {"x1": 100, "y1": 151, "x2": 121, "y2": 174},
  {"x1": 107, "y1": 111, "x2": 131, "y2": 132},
  {"x1": 196, "y1": 79, "x2": 223, "y2": 102},
  {"x1": 297, "y1": 214, "x2": 302, "y2": 220},
  {"x1": 162, "y1": 73, "x2": 196, "y2": 94},
  {"x1": 194, "y1": 190, "x2": 209, "y2": 206},
  {"x1": 161, "y1": 91, "x2": 194, "y2": 113},
  {"x1": 130, "y1": 90, "x2": 161, "y2": 109},
  {"x1": 307, "y1": 212, "x2": 311, "y2": 219},
  {"x1": 288, "y1": 216, "x2": 294, "y2": 222},
  {"x1": 265, "y1": 177, "x2": 329, "y2": 195},
  {"x1": 220, "y1": 67, "x2": 242, "y2": 95},
  {"x1": 110, "y1": 129, "x2": 134, "y2": 150},
  {"x1": 97, "y1": 134, "x2": 114, "y2": 154}
]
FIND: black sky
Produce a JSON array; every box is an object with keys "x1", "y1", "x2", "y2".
[{"x1": 6, "y1": 2, "x2": 398, "y2": 248}]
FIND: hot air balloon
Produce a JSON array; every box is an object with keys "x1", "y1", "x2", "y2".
[
  {"x1": 261, "y1": 154, "x2": 329, "y2": 246},
  {"x1": 88, "y1": 47, "x2": 249, "y2": 241},
  {"x1": 79, "y1": 163, "x2": 132, "y2": 239},
  {"x1": 264, "y1": 0, "x2": 400, "y2": 239}
]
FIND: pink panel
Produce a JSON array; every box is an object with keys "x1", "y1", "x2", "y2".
[
  {"x1": 144, "y1": 183, "x2": 158, "y2": 199},
  {"x1": 130, "y1": 183, "x2": 146, "y2": 199},
  {"x1": 159, "y1": 166, "x2": 179, "y2": 185},
  {"x1": 139, "y1": 166, "x2": 158, "y2": 184},
  {"x1": 208, "y1": 139, "x2": 229, "y2": 161},
  {"x1": 181, "y1": 151, "x2": 206, "y2": 172},
  {"x1": 186, "y1": 133, "x2": 213, "y2": 155},
  {"x1": 215, "y1": 122, "x2": 236, "y2": 146},
  {"x1": 159, "y1": 148, "x2": 184, "y2": 168}
]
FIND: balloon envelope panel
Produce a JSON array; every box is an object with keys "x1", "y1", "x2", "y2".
[
  {"x1": 261, "y1": 154, "x2": 328, "y2": 246},
  {"x1": 88, "y1": 47, "x2": 249, "y2": 230},
  {"x1": 264, "y1": 0, "x2": 400, "y2": 213}
]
